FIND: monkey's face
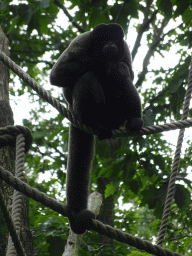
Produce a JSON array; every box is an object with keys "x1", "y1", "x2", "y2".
[{"x1": 92, "y1": 23, "x2": 125, "y2": 63}]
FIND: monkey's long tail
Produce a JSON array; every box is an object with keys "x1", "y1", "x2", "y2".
[{"x1": 66, "y1": 124, "x2": 95, "y2": 214}]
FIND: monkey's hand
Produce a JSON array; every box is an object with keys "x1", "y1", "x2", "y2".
[
  {"x1": 107, "y1": 62, "x2": 143, "y2": 131},
  {"x1": 118, "y1": 62, "x2": 133, "y2": 78},
  {"x1": 107, "y1": 62, "x2": 132, "y2": 79}
]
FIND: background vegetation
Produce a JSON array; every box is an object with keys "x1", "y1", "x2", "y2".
[{"x1": 0, "y1": 0, "x2": 192, "y2": 255}]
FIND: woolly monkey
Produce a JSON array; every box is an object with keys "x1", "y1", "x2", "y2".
[{"x1": 50, "y1": 23, "x2": 143, "y2": 234}]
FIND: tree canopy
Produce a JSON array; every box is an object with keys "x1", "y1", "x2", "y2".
[{"x1": 0, "y1": 0, "x2": 192, "y2": 255}]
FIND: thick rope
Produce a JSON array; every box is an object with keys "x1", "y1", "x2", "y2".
[
  {"x1": 0, "y1": 49, "x2": 192, "y2": 138},
  {"x1": 0, "y1": 121, "x2": 192, "y2": 150},
  {"x1": 0, "y1": 165, "x2": 70, "y2": 217},
  {"x1": 0, "y1": 125, "x2": 32, "y2": 153},
  {"x1": 0, "y1": 127, "x2": 31, "y2": 256},
  {"x1": 116, "y1": 118, "x2": 192, "y2": 137},
  {"x1": 0, "y1": 124, "x2": 188, "y2": 256},
  {"x1": 0, "y1": 165, "x2": 183, "y2": 256},
  {"x1": 6, "y1": 134, "x2": 26, "y2": 256},
  {"x1": 156, "y1": 56, "x2": 192, "y2": 248},
  {"x1": 0, "y1": 46, "x2": 190, "y2": 256},
  {"x1": 0, "y1": 190, "x2": 26, "y2": 256},
  {"x1": 0, "y1": 50, "x2": 82, "y2": 130},
  {"x1": 0, "y1": 121, "x2": 192, "y2": 147},
  {"x1": 91, "y1": 219, "x2": 182, "y2": 256}
]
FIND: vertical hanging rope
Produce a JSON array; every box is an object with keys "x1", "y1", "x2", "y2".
[
  {"x1": 6, "y1": 134, "x2": 26, "y2": 256},
  {"x1": 156, "y1": 56, "x2": 192, "y2": 248}
]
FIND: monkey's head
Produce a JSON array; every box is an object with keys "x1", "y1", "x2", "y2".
[
  {"x1": 92, "y1": 23, "x2": 125, "y2": 63},
  {"x1": 50, "y1": 23, "x2": 134, "y2": 88}
]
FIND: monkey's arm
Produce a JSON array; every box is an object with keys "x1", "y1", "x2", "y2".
[{"x1": 50, "y1": 32, "x2": 92, "y2": 88}]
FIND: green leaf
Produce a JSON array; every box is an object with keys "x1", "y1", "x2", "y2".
[
  {"x1": 36, "y1": 0, "x2": 51, "y2": 9},
  {"x1": 174, "y1": 0, "x2": 189, "y2": 17},
  {"x1": 154, "y1": 155, "x2": 165, "y2": 171},
  {"x1": 39, "y1": 15, "x2": 49, "y2": 34},
  {"x1": 179, "y1": 68, "x2": 189, "y2": 80},
  {"x1": 169, "y1": 79, "x2": 183, "y2": 93},
  {"x1": 143, "y1": 109, "x2": 156, "y2": 126},
  {"x1": 129, "y1": 179, "x2": 139, "y2": 194},
  {"x1": 182, "y1": 7, "x2": 192, "y2": 25},
  {"x1": 124, "y1": 0, "x2": 139, "y2": 19},
  {"x1": 157, "y1": 0, "x2": 172, "y2": 19},
  {"x1": 8, "y1": 17, "x2": 20, "y2": 33},
  {"x1": 175, "y1": 184, "x2": 191, "y2": 209},
  {"x1": 47, "y1": 236, "x2": 65, "y2": 256},
  {"x1": 18, "y1": 4, "x2": 34, "y2": 24},
  {"x1": 140, "y1": 187, "x2": 157, "y2": 208},
  {"x1": 105, "y1": 182, "x2": 116, "y2": 198},
  {"x1": 0, "y1": 0, "x2": 9, "y2": 11},
  {"x1": 88, "y1": 10, "x2": 109, "y2": 29}
]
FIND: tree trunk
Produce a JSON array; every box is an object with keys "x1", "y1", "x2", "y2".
[
  {"x1": 0, "y1": 25, "x2": 14, "y2": 256},
  {"x1": 0, "y1": 26, "x2": 33, "y2": 256},
  {"x1": 97, "y1": 137, "x2": 121, "y2": 251}
]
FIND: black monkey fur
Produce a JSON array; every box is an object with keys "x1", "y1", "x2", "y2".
[{"x1": 50, "y1": 23, "x2": 143, "y2": 234}]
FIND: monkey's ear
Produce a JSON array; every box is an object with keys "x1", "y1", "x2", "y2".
[{"x1": 50, "y1": 31, "x2": 92, "y2": 87}]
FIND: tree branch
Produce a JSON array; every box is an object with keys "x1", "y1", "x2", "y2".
[
  {"x1": 143, "y1": 88, "x2": 168, "y2": 114},
  {"x1": 24, "y1": 59, "x2": 53, "y2": 68},
  {"x1": 115, "y1": 0, "x2": 130, "y2": 24},
  {"x1": 132, "y1": 10, "x2": 158, "y2": 61},
  {"x1": 135, "y1": 19, "x2": 167, "y2": 87},
  {"x1": 64, "y1": 192, "x2": 102, "y2": 255},
  {"x1": 136, "y1": 22, "x2": 183, "y2": 87},
  {"x1": 53, "y1": 0, "x2": 86, "y2": 33}
]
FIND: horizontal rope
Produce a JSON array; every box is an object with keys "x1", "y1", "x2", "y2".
[
  {"x1": 0, "y1": 165, "x2": 183, "y2": 256},
  {"x1": 0, "y1": 166, "x2": 69, "y2": 217},
  {"x1": 0, "y1": 46, "x2": 188, "y2": 256},
  {"x1": 0, "y1": 49, "x2": 191, "y2": 138},
  {"x1": 91, "y1": 219, "x2": 182, "y2": 256},
  {"x1": 115, "y1": 118, "x2": 192, "y2": 137}
]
